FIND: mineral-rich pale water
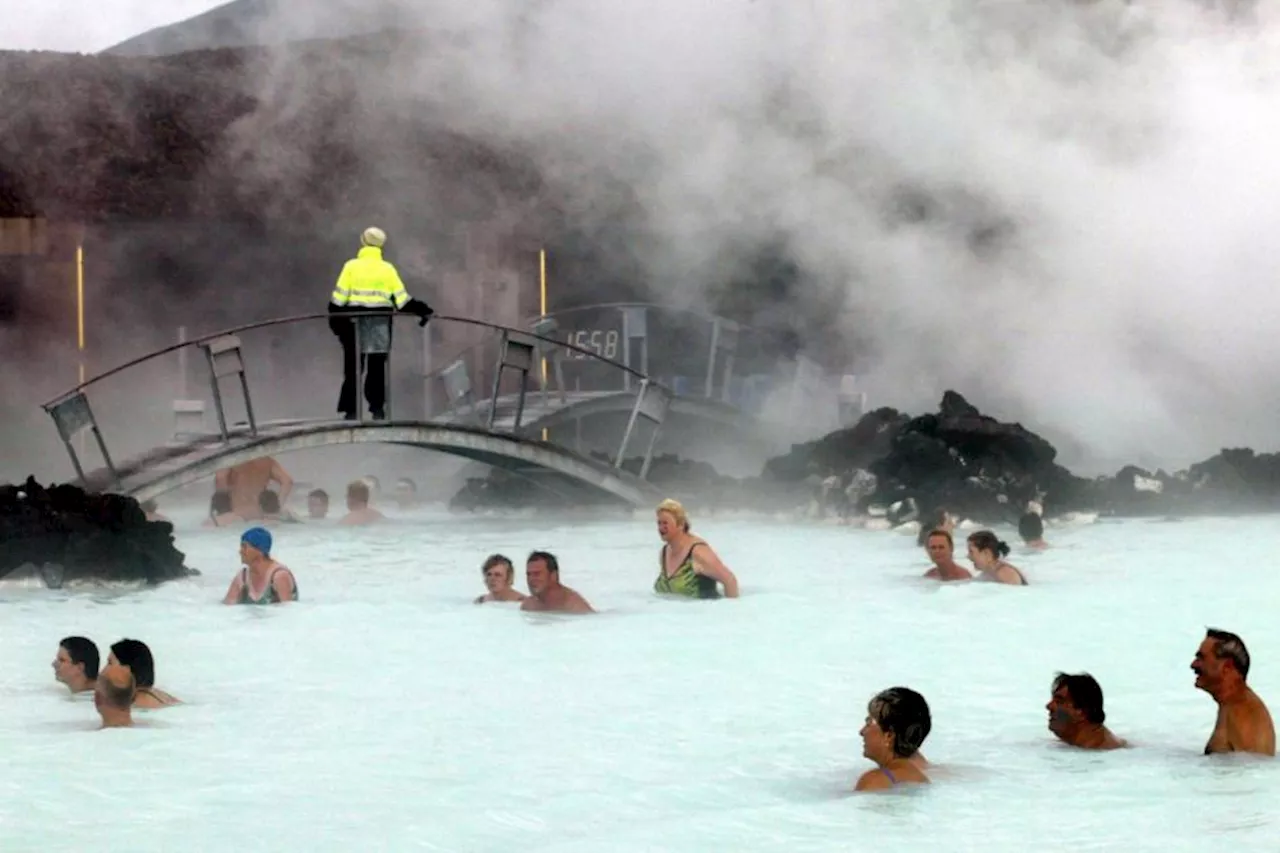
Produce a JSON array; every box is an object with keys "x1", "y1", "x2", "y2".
[{"x1": 1, "y1": 509, "x2": 1276, "y2": 851}]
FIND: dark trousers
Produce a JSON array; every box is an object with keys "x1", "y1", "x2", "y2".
[{"x1": 337, "y1": 330, "x2": 389, "y2": 416}]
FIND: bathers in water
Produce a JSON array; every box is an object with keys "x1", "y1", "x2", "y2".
[{"x1": 655, "y1": 543, "x2": 720, "y2": 599}]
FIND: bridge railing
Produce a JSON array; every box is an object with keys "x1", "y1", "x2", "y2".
[{"x1": 41, "y1": 313, "x2": 673, "y2": 491}]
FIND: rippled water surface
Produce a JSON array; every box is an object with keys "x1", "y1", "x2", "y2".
[{"x1": 2, "y1": 509, "x2": 1278, "y2": 851}]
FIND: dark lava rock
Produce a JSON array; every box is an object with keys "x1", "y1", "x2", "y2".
[
  {"x1": 447, "y1": 391, "x2": 1280, "y2": 522},
  {"x1": 0, "y1": 477, "x2": 197, "y2": 586}
]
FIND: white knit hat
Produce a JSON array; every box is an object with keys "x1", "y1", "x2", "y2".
[{"x1": 361, "y1": 227, "x2": 387, "y2": 248}]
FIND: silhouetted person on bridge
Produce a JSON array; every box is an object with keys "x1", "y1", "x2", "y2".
[{"x1": 328, "y1": 226, "x2": 435, "y2": 420}]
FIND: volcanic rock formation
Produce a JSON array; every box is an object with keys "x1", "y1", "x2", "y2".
[{"x1": 0, "y1": 477, "x2": 196, "y2": 586}]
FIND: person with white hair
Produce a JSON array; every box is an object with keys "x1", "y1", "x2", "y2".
[{"x1": 328, "y1": 226, "x2": 435, "y2": 420}]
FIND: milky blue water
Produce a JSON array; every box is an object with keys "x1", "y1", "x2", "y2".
[{"x1": 0, "y1": 508, "x2": 1276, "y2": 851}]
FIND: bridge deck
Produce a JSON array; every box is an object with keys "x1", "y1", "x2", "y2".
[{"x1": 81, "y1": 418, "x2": 664, "y2": 508}]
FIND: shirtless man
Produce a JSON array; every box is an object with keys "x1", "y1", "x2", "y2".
[
  {"x1": 520, "y1": 551, "x2": 593, "y2": 614},
  {"x1": 1046, "y1": 672, "x2": 1126, "y2": 750},
  {"x1": 1193, "y1": 628, "x2": 1275, "y2": 756},
  {"x1": 94, "y1": 664, "x2": 135, "y2": 729},
  {"x1": 215, "y1": 456, "x2": 294, "y2": 520},
  {"x1": 475, "y1": 554, "x2": 527, "y2": 604},
  {"x1": 922, "y1": 530, "x2": 972, "y2": 581},
  {"x1": 337, "y1": 480, "x2": 385, "y2": 526}
]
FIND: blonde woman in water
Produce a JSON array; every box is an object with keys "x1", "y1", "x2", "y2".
[{"x1": 654, "y1": 499, "x2": 740, "y2": 599}]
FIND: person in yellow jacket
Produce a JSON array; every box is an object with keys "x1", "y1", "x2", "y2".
[{"x1": 328, "y1": 227, "x2": 434, "y2": 420}]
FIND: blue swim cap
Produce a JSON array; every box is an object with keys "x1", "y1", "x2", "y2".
[{"x1": 240, "y1": 526, "x2": 272, "y2": 556}]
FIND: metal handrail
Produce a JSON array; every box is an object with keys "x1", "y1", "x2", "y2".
[{"x1": 41, "y1": 312, "x2": 658, "y2": 409}]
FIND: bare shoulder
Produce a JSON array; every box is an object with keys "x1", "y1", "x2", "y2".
[
  {"x1": 854, "y1": 769, "x2": 892, "y2": 792},
  {"x1": 520, "y1": 597, "x2": 542, "y2": 612},
  {"x1": 567, "y1": 589, "x2": 595, "y2": 613}
]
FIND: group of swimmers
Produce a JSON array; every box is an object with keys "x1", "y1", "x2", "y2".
[
  {"x1": 113, "y1": 482, "x2": 1280, "y2": 790},
  {"x1": 197, "y1": 456, "x2": 406, "y2": 528},
  {"x1": 52, "y1": 636, "x2": 180, "y2": 729},
  {"x1": 851, "y1": 626, "x2": 1276, "y2": 790}
]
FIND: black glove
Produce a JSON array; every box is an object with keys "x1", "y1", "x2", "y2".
[{"x1": 403, "y1": 298, "x2": 435, "y2": 327}]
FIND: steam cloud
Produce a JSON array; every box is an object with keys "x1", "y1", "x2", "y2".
[
  {"x1": 206, "y1": 0, "x2": 1279, "y2": 473},
  {"x1": 7, "y1": 0, "x2": 1279, "y2": 480}
]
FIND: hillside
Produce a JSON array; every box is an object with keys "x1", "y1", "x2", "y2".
[
  {"x1": 105, "y1": 0, "x2": 406, "y2": 58},
  {"x1": 0, "y1": 30, "x2": 549, "y2": 230}
]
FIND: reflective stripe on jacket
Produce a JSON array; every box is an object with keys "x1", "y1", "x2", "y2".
[{"x1": 330, "y1": 246, "x2": 410, "y2": 309}]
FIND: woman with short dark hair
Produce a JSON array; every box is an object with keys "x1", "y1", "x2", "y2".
[{"x1": 855, "y1": 687, "x2": 933, "y2": 791}]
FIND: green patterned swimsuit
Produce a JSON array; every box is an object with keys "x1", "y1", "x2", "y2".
[
  {"x1": 655, "y1": 542, "x2": 720, "y2": 599},
  {"x1": 237, "y1": 566, "x2": 299, "y2": 605}
]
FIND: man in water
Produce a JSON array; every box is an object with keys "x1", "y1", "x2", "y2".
[
  {"x1": 338, "y1": 480, "x2": 384, "y2": 526},
  {"x1": 215, "y1": 456, "x2": 294, "y2": 519},
  {"x1": 475, "y1": 554, "x2": 526, "y2": 604},
  {"x1": 520, "y1": 551, "x2": 593, "y2": 614},
  {"x1": 1046, "y1": 672, "x2": 1126, "y2": 750},
  {"x1": 1193, "y1": 628, "x2": 1275, "y2": 756},
  {"x1": 922, "y1": 530, "x2": 972, "y2": 581},
  {"x1": 307, "y1": 489, "x2": 330, "y2": 520},
  {"x1": 222, "y1": 527, "x2": 299, "y2": 605},
  {"x1": 94, "y1": 664, "x2": 135, "y2": 729},
  {"x1": 53, "y1": 636, "x2": 99, "y2": 695}
]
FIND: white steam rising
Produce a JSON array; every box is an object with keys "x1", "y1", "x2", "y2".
[
  {"x1": 15, "y1": 0, "x2": 1280, "y2": 480},
  {"x1": 398, "y1": 0, "x2": 1277, "y2": 474}
]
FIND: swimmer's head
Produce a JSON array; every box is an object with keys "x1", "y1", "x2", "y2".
[
  {"x1": 109, "y1": 639, "x2": 156, "y2": 688},
  {"x1": 346, "y1": 480, "x2": 371, "y2": 510},
  {"x1": 54, "y1": 636, "x2": 99, "y2": 687},
  {"x1": 966, "y1": 530, "x2": 1010, "y2": 570},
  {"x1": 94, "y1": 664, "x2": 135, "y2": 713},
  {"x1": 526, "y1": 550, "x2": 560, "y2": 596},
  {"x1": 656, "y1": 499, "x2": 690, "y2": 540},
  {"x1": 210, "y1": 490, "x2": 232, "y2": 516},
  {"x1": 861, "y1": 687, "x2": 931, "y2": 762},
  {"x1": 482, "y1": 554, "x2": 514, "y2": 592},
  {"x1": 307, "y1": 489, "x2": 329, "y2": 519},
  {"x1": 1017, "y1": 512, "x2": 1045, "y2": 543},
  {"x1": 258, "y1": 489, "x2": 281, "y2": 515},
  {"x1": 924, "y1": 530, "x2": 953, "y2": 565},
  {"x1": 240, "y1": 526, "x2": 273, "y2": 561},
  {"x1": 1047, "y1": 672, "x2": 1105, "y2": 739},
  {"x1": 1194, "y1": 628, "x2": 1251, "y2": 694}
]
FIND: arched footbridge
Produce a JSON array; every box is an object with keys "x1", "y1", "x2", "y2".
[{"x1": 40, "y1": 313, "x2": 770, "y2": 508}]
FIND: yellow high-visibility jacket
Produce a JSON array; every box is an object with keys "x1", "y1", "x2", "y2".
[{"x1": 330, "y1": 246, "x2": 410, "y2": 310}]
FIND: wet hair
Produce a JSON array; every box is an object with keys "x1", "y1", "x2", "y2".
[
  {"x1": 967, "y1": 530, "x2": 1010, "y2": 558},
  {"x1": 258, "y1": 490, "x2": 281, "y2": 514},
  {"x1": 347, "y1": 481, "x2": 370, "y2": 505},
  {"x1": 482, "y1": 553, "x2": 514, "y2": 581},
  {"x1": 60, "y1": 636, "x2": 99, "y2": 680},
  {"x1": 110, "y1": 639, "x2": 156, "y2": 687},
  {"x1": 925, "y1": 529, "x2": 953, "y2": 548},
  {"x1": 1018, "y1": 512, "x2": 1045, "y2": 542},
  {"x1": 210, "y1": 490, "x2": 232, "y2": 515},
  {"x1": 656, "y1": 498, "x2": 691, "y2": 532},
  {"x1": 308, "y1": 488, "x2": 329, "y2": 502},
  {"x1": 1052, "y1": 672, "x2": 1106, "y2": 725},
  {"x1": 527, "y1": 550, "x2": 559, "y2": 574},
  {"x1": 99, "y1": 666, "x2": 135, "y2": 710},
  {"x1": 868, "y1": 687, "x2": 932, "y2": 758},
  {"x1": 1206, "y1": 628, "x2": 1250, "y2": 680}
]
